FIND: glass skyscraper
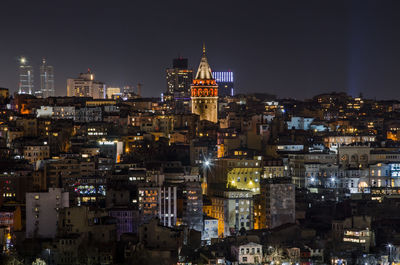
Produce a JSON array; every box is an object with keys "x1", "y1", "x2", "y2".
[
  {"x1": 39, "y1": 58, "x2": 55, "y2": 98},
  {"x1": 18, "y1": 57, "x2": 34, "y2": 95}
]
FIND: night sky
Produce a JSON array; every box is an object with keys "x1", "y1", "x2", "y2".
[{"x1": 1, "y1": 0, "x2": 400, "y2": 99}]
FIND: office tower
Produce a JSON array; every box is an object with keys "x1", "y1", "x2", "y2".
[
  {"x1": 67, "y1": 70, "x2": 106, "y2": 99},
  {"x1": 165, "y1": 57, "x2": 193, "y2": 113},
  {"x1": 191, "y1": 45, "x2": 218, "y2": 123},
  {"x1": 18, "y1": 57, "x2": 34, "y2": 95},
  {"x1": 39, "y1": 58, "x2": 55, "y2": 98},
  {"x1": 213, "y1": 71, "x2": 234, "y2": 97},
  {"x1": 166, "y1": 58, "x2": 193, "y2": 97}
]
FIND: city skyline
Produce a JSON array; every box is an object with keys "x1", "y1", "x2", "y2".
[
  {"x1": 2, "y1": 0, "x2": 400, "y2": 99},
  {"x1": 3, "y1": 1, "x2": 400, "y2": 264}
]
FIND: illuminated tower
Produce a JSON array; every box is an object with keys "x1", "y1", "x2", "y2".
[
  {"x1": 39, "y1": 58, "x2": 55, "y2": 98},
  {"x1": 191, "y1": 45, "x2": 218, "y2": 123},
  {"x1": 18, "y1": 57, "x2": 34, "y2": 95}
]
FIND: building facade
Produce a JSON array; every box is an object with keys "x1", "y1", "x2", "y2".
[{"x1": 26, "y1": 188, "x2": 69, "y2": 238}]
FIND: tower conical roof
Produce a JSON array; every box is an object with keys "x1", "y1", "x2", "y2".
[{"x1": 195, "y1": 45, "x2": 214, "y2": 80}]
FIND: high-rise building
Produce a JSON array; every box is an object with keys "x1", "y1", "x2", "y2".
[
  {"x1": 166, "y1": 58, "x2": 193, "y2": 96},
  {"x1": 39, "y1": 58, "x2": 55, "y2": 98},
  {"x1": 191, "y1": 45, "x2": 218, "y2": 123},
  {"x1": 18, "y1": 57, "x2": 34, "y2": 95},
  {"x1": 165, "y1": 57, "x2": 193, "y2": 113},
  {"x1": 67, "y1": 70, "x2": 106, "y2": 99},
  {"x1": 213, "y1": 71, "x2": 234, "y2": 97}
]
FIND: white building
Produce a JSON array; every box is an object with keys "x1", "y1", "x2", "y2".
[
  {"x1": 138, "y1": 185, "x2": 177, "y2": 227},
  {"x1": 159, "y1": 185, "x2": 177, "y2": 227},
  {"x1": 26, "y1": 188, "x2": 69, "y2": 238},
  {"x1": 202, "y1": 216, "x2": 218, "y2": 244},
  {"x1": 232, "y1": 242, "x2": 263, "y2": 264},
  {"x1": 36, "y1": 106, "x2": 53, "y2": 118}
]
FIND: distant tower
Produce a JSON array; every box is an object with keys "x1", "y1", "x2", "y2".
[
  {"x1": 18, "y1": 57, "x2": 34, "y2": 95},
  {"x1": 39, "y1": 58, "x2": 55, "y2": 98},
  {"x1": 191, "y1": 45, "x2": 218, "y2": 123},
  {"x1": 137, "y1": 83, "x2": 142, "y2": 97}
]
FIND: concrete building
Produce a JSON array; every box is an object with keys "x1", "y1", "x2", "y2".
[
  {"x1": 181, "y1": 181, "x2": 203, "y2": 231},
  {"x1": 160, "y1": 185, "x2": 177, "y2": 227},
  {"x1": 26, "y1": 188, "x2": 69, "y2": 238},
  {"x1": 338, "y1": 145, "x2": 371, "y2": 168},
  {"x1": 227, "y1": 167, "x2": 262, "y2": 194},
  {"x1": 58, "y1": 206, "x2": 117, "y2": 243},
  {"x1": 53, "y1": 106, "x2": 76, "y2": 119},
  {"x1": 258, "y1": 179, "x2": 295, "y2": 229},
  {"x1": 23, "y1": 144, "x2": 50, "y2": 164},
  {"x1": 263, "y1": 159, "x2": 285, "y2": 178},
  {"x1": 286, "y1": 117, "x2": 314, "y2": 130},
  {"x1": 109, "y1": 207, "x2": 139, "y2": 240},
  {"x1": 138, "y1": 185, "x2": 178, "y2": 227},
  {"x1": 74, "y1": 107, "x2": 102, "y2": 122},
  {"x1": 211, "y1": 188, "x2": 253, "y2": 236},
  {"x1": 202, "y1": 216, "x2": 218, "y2": 243},
  {"x1": 67, "y1": 70, "x2": 106, "y2": 99},
  {"x1": 232, "y1": 242, "x2": 263, "y2": 264}
]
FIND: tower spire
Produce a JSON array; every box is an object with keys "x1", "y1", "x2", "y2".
[{"x1": 195, "y1": 44, "x2": 213, "y2": 80}]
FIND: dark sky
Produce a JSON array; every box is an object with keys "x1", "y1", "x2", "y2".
[{"x1": 1, "y1": 0, "x2": 400, "y2": 99}]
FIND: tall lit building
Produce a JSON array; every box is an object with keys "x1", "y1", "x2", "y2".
[
  {"x1": 67, "y1": 70, "x2": 106, "y2": 99},
  {"x1": 166, "y1": 58, "x2": 193, "y2": 96},
  {"x1": 39, "y1": 58, "x2": 55, "y2": 98},
  {"x1": 213, "y1": 71, "x2": 234, "y2": 97},
  {"x1": 165, "y1": 57, "x2": 193, "y2": 113},
  {"x1": 191, "y1": 45, "x2": 218, "y2": 123},
  {"x1": 18, "y1": 57, "x2": 34, "y2": 95}
]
